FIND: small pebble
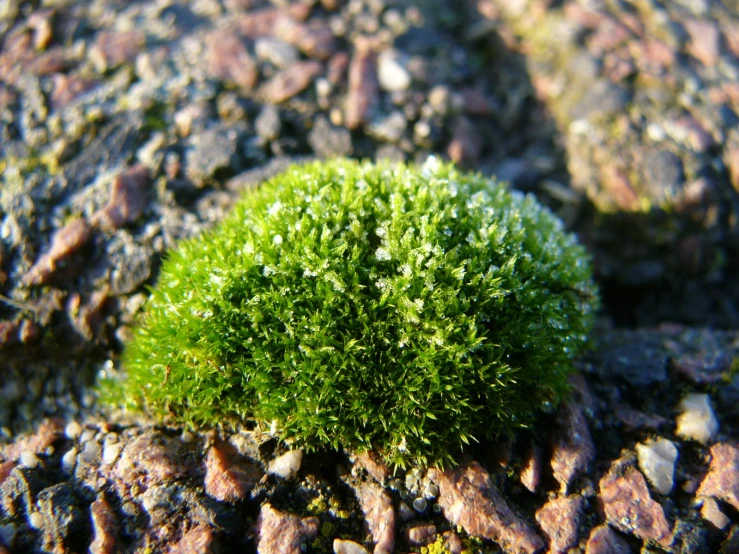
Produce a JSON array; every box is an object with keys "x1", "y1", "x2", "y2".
[
  {"x1": 412, "y1": 497, "x2": 427, "y2": 512},
  {"x1": 80, "y1": 428, "x2": 96, "y2": 444},
  {"x1": 378, "y1": 50, "x2": 411, "y2": 92},
  {"x1": 636, "y1": 438, "x2": 678, "y2": 494},
  {"x1": 61, "y1": 448, "x2": 78, "y2": 473},
  {"x1": 81, "y1": 440, "x2": 102, "y2": 464},
  {"x1": 102, "y1": 442, "x2": 123, "y2": 465},
  {"x1": 333, "y1": 538, "x2": 369, "y2": 554},
  {"x1": 28, "y1": 512, "x2": 43, "y2": 529},
  {"x1": 20, "y1": 451, "x2": 39, "y2": 469},
  {"x1": 676, "y1": 393, "x2": 719, "y2": 443},
  {"x1": 64, "y1": 421, "x2": 82, "y2": 440},
  {"x1": 423, "y1": 483, "x2": 439, "y2": 499},
  {"x1": 268, "y1": 449, "x2": 303, "y2": 479}
]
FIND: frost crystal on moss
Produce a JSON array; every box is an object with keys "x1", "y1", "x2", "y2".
[{"x1": 112, "y1": 159, "x2": 598, "y2": 468}]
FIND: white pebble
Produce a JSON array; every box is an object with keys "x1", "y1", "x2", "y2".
[
  {"x1": 28, "y1": 512, "x2": 43, "y2": 529},
  {"x1": 333, "y1": 538, "x2": 369, "y2": 554},
  {"x1": 268, "y1": 449, "x2": 303, "y2": 479},
  {"x1": 61, "y1": 448, "x2": 78, "y2": 473},
  {"x1": 636, "y1": 438, "x2": 678, "y2": 495},
  {"x1": 676, "y1": 393, "x2": 718, "y2": 443},
  {"x1": 378, "y1": 50, "x2": 411, "y2": 92},
  {"x1": 80, "y1": 440, "x2": 101, "y2": 464},
  {"x1": 19, "y1": 451, "x2": 39, "y2": 469},
  {"x1": 102, "y1": 442, "x2": 123, "y2": 465},
  {"x1": 79, "y1": 428, "x2": 96, "y2": 444}
]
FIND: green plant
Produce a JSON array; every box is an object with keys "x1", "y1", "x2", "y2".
[{"x1": 111, "y1": 159, "x2": 598, "y2": 468}]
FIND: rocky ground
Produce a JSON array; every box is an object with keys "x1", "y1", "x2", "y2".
[{"x1": 1, "y1": 0, "x2": 738, "y2": 553}]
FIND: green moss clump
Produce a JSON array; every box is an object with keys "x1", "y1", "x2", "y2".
[{"x1": 114, "y1": 159, "x2": 598, "y2": 468}]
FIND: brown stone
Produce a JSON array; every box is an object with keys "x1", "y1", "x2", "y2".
[
  {"x1": 169, "y1": 524, "x2": 213, "y2": 554},
  {"x1": 406, "y1": 524, "x2": 437, "y2": 547},
  {"x1": 0, "y1": 461, "x2": 16, "y2": 485},
  {"x1": 354, "y1": 450, "x2": 390, "y2": 484},
  {"x1": 256, "y1": 503, "x2": 319, "y2": 554},
  {"x1": 91, "y1": 165, "x2": 150, "y2": 230},
  {"x1": 235, "y1": 5, "x2": 311, "y2": 38},
  {"x1": 28, "y1": 48, "x2": 66, "y2": 75},
  {"x1": 274, "y1": 16, "x2": 336, "y2": 60},
  {"x1": 684, "y1": 19, "x2": 721, "y2": 67},
  {"x1": 585, "y1": 524, "x2": 632, "y2": 554},
  {"x1": 89, "y1": 497, "x2": 118, "y2": 554},
  {"x1": 328, "y1": 51, "x2": 349, "y2": 85},
  {"x1": 552, "y1": 403, "x2": 595, "y2": 493},
  {"x1": 599, "y1": 461, "x2": 671, "y2": 547},
  {"x1": 113, "y1": 432, "x2": 190, "y2": 485},
  {"x1": 697, "y1": 443, "x2": 739, "y2": 511},
  {"x1": 1, "y1": 418, "x2": 64, "y2": 462},
  {"x1": 447, "y1": 116, "x2": 481, "y2": 167},
  {"x1": 352, "y1": 481, "x2": 395, "y2": 554},
  {"x1": 442, "y1": 531, "x2": 463, "y2": 554},
  {"x1": 428, "y1": 462, "x2": 544, "y2": 554},
  {"x1": 68, "y1": 289, "x2": 110, "y2": 341},
  {"x1": 204, "y1": 442, "x2": 262, "y2": 502},
  {"x1": 631, "y1": 39, "x2": 674, "y2": 72},
  {"x1": 91, "y1": 31, "x2": 144, "y2": 72},
  {"x1": 345, "y1": 41, "x2": 377, "y2": 130},
  {"x1": 535, "y1": 495, "x2": 584, "y2": 554},
  {"x1": 23, "y1": 218, "x2": 92, "y2": 286},
  {"x1": 0, "y1": 320, "x2": 20, "y2": 348},
  {"x1": 601, "y1": 165, "x2": 639, "y2": 211},
  {"x1": 50, "y1": 73, "x2": 98, "y2": 110},
  {"x1": 205, "y1": 31, "x2": 257, "y2": 91},
  {"x1": 520, "y1": 445, "x2": 542, "y2": 494},
  {"x1": 261, "y1": 61, "x2": 322, "y2": 104}
]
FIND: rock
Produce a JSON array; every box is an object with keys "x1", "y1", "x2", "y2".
[
  {"x1": 169, "y1": 523, "x2": 213, "y2": 554},
  {"x1": 585, "y1": 524, "x2": 632, "y2": 554},
  {"x1": 447, "y1": 116, "x2": 482, "y2": 166},
  {"x1": 91, "y1": 165, "x2": 151, "y2": 230},
  {"x1": 640, "y1": 148, "x2": 684, "y2": 203},
  {"x1": 308, "y1": 116, "x2": 353, "y2": 158},
  {"x1": 406, "y1": 524, "x2": 436, "y2": 546},
  {"x1": 684, "y1": 19, "x2": 720, "y2": 66},
  {"x1": 701, "y1": 497, "x2": 730, "y2": 530},
  {"x1": 49, "y1": 73, "x2": 98, "y2": 110},
  {"x1": 599, "y1": 460, "x2": 672, "y2": 547},
  {"x1": 428, "y1": 462, "x2": 544, "y2": 554},
  {"x1": 22, "y1": 218, "x2": 92, "y2": 286},
  {"x1": 535, "y1": 495, "x2": 584, "y2": 554},
  {"x1": 113, "y1": 432, "x2": 189, "y2": 485},
  {"x1": 256, "y1": 503, "x2": 319, "y2": 554},
  {"x1": 345, "y1": 41, "x2": 377, "y2": 130},
  {"x1": 551, "y1": 403, "x2": 595, "y2": 493},
  {"x1": 261, "y1": 60, "x2": 322, "y2": 104},
  {"x1": 255, "y1": 105, "x2": 282, "y2": 143},
  {"x1": 89, "y1": 497, "x2": 117, "y2": 554},
  {"x1": 68, "y1": 289, "x2": 110, "y2": 341},
  {"x1": 377, "y1": 50, "x2": 410, "y2": 92},
  {"x1": 352, "y1": 481, "x2": 395, "y2": 554},
  {"x1": 205, "y1": 31, "x2": 257, "y2": 91},
  {"x1": 90, "y1": 31, "x2": 144, "y2": 72},
  {"x1": 352, "y1": 450, "x2": 390, "y2": 484},
  {"x1": 255, "y1": 38, "x2": 299, "y2": 68},
  {"x1": 597, "y1": 335, "x2": 668, "y2": 386},
  {"x1": 367, "y1": 111, "x2": 407, "y2": 143},
  {"x1": 570, "y1": 81, "x2": 629, "y2": 120},
  {"x1": 35, "y1": 482, "x2": 89, "y2": 553},
  {"x1": 333, "y1": 539, "x2": 369, "y2": 554},
  {"x1": 268, "y1": 449, "x2": 302, "y2": 479},
  {"x1": 614, "y1": 404, "x2": 669, "y2": 431},
  {"x1": 1, "y1": 419, "x2": 64, "y2": 462},
  {"x1": 185, "y1": 126, "x2": 244, "y2": 187},
  {"x1": 204, "y1": 442, "x2": 262, "y2": 502},
  {"x1": 697, "y1": 443, "x2": 739, "y2": 511},
  {"x1": 520, "y1": 445, "x2": 542, "y2": 493},
  {"x1": 673, "y1": 351, "x2": 733, "y2": 385},
  {"x1": 635, "y1": 438, "x2": 678, "y2": 495},
  {"x1": 675, "y1": 393, "x2": 718, "y2": 443},
  {"x1": 274, "y1": 16, "x2": 337, "y2": 60}
]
